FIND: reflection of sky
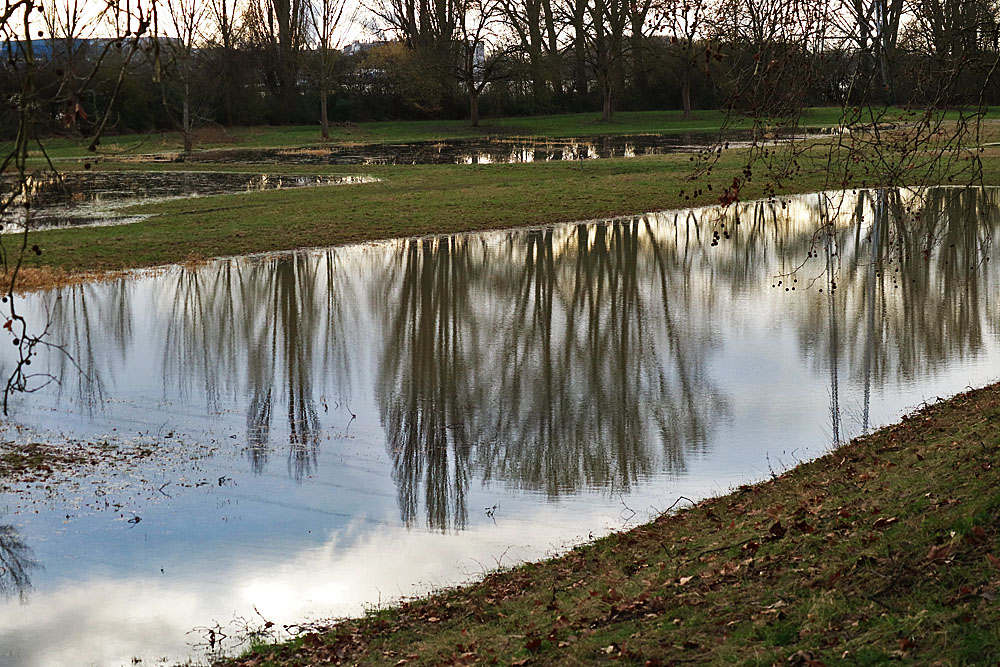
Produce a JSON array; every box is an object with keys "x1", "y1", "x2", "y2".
[
  {"x1": 1, "y1": 188, "x2": 999, "y2": 665},
  {"x1": 0, "y1": 443, "x2": 724, "y2": 666}
]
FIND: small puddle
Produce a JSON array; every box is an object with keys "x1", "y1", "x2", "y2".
[{"x1": 1, "y1": 171, "x2": 376, "y2": 232}]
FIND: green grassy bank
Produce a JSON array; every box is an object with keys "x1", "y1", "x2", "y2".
[
  {"x1": 225, "y1": 383, "x2": 1000, "y2": 666},
  {"x1": 18, "y1": 156, "x2": 746, "y2": 274},
  {"x1": 3, "y1": 106, "x2": 1000, "y2": 287},
  {"x1": 13, "y1": 144, "x2": 1000, "y2": 284}
]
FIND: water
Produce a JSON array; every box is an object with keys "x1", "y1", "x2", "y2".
[
  {"x1": 0, "y1": 171, "x2": 375, "y2": 232},
  {"x1": 0, "y1": 187, "x2": 998, "y2": 666},
  {"x1": 118, "y1": 131, "x2": 820, "y2": 166}
]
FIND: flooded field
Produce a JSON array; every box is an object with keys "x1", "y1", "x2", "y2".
[
  {"x1": 115, "y1": 130, "x2": 819, "y2": 166},
  {"x1": 0, "y1": 187, "x2": 998, "y2": 666},
  {"x1": 1, "y1": 171, "x2": 374, "y2": 232}
]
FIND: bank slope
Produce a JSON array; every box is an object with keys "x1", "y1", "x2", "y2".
[{"x1": 223, "y1": 382, "x2": 1000, "y2": 666}]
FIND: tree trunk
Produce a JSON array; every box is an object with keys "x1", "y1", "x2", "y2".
[
  {"x1": 529, "y1": 46, "x2": 546, "y2": 106},
  {"x1": 542, "y1": 0, "x2": 561, "y2": 100},
  {"x1": 681, "y1": 72, "x2": 692, "y2": 119},
  {"x1": 572, "y1": 6, "x2": 588, "y2": 98},
  {"x1": 470, "y1": 90, "x2": 480, "y2": 127},
  {"x1": 320, "y1": 85, "x2": 329, "y2": 139},
  {"x1": 183, "y1": 80, "x2": 192, "y2": 155},
  {"x1": 602, "y1": 82, "x2": 612, "y2": 121}
]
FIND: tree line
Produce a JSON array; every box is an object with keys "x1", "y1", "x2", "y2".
[{"x1": 4, "y1": 0, "x2": 1000, "y2": 142}]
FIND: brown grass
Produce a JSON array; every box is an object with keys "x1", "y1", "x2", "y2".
[
  {"x1": 0, "y1": 266, "x2": 134, "y2": 293},
  {"x1": 193, "y1": 127, "x2": 239, "y2": 145}
]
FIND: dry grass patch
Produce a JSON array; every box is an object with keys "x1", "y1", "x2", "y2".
[{"x1": 0, "y1": 266, "x2": 137, "y2": 293}]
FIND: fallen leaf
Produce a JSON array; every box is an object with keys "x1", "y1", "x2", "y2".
[
  {"x1": 787, "y1": 649, "x2": 823, "y2": 666},
  {"x1": 926, "y1": 544, "x2": 952, "y2": 564},
  {"x1": 794, "y1": 521, "x2": 815, "y2": 534},
  {"x1": 966, "y1": 525, "x2": 987, "y2": 545}
]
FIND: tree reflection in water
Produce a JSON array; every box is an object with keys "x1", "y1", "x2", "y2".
[
  {"x1": 158, "y1": 250, "x2": 358, "y2": 480},
  {"x1": 0, "y1": 524, "x2": 39, "y2": 603},
  {"x1": 26, "y1": 187, "x2": 1000, "y2": 531},
  {"x1": 375, "y1": 237, "x2": 483, "y2": 531},
  {"x1": 375, "y1": 223, "x2": 727, "y2": 530}
]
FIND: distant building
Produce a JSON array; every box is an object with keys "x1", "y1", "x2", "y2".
[
  {"x1": 5, "y1": 36, "x2": 179, "y2": 61},
  {"x1": 343, "y1": 40, "x2": 389, "y2": 56}
]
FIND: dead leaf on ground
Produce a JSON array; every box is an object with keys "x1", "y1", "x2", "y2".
[
  {"x1": 770, "y1": 521, "x2": 787, "y2": 539},
  {"x1": 925, "y1": 544, "x2": 953, "y2": 564}
]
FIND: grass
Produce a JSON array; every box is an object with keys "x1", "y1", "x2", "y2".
[
  {"x1": 3, "y1": 108, "x2": 1000, "y2": 663},
  {"x1": 8, "y1": 137, "x2": 1000, "y2": 287},
  {"x1": 18, "y1": 109, "x2": 762, "y2": 158},
  {"x1": 223, "y1": 382, "x2": 1000, "y2": 666},
  {"x1": 20, "y1": 106, "x2": 1000, "y2": 160},
  {"x1": 15, "y1": 157, "x2": 730, "y2": 275},
  {"x1": 12, "y1": 107, "x2": 900, "y2": 160}
]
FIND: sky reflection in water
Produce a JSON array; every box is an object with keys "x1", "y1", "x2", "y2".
[{"x1": 1, "y1": 187, "x2": 999, "y2": 666}]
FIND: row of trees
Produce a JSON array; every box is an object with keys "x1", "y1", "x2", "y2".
[{"x1": 4, "y1": 0, "x2": 1000, "y2": 141}]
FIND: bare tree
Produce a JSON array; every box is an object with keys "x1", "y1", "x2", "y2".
[
  {"x1": 273, "y1": 0, "x2": 308, "y2": 102},
  {"x1": 41, "y1": 0, "x2": 103, "y2": 134},
  {"x1": 86, "y1": 0, "x2": 161, "y2": 151},
  {"x1": 660, "y1": 0, "x2": 713, "y2": 118},
  {"x1": 307, "y1": 0, "x2": 354, "y2": 138},
  {"x1": 903, "y1": 0, "x2": 997, "y2": 60},
  {"x1": 838, "y1": 0, "x2": 905, "y2": 98},
  {"x1": 202, "y1": 0, "x2": 257, "y2": 124},
  {"x1": 165, "y1": 0, "x2": 206, "y2": 154},
  {"x1": 562, "y1": 0, "x2": 590, "y2": 99},
  {"x1": 587, "y1": 0, "x2": 630, "y2": 121},
  {"x1": 499, "y1": 0, "x2": 564, "y2": 105},
  {"x1": 368, "y1": 0, "x2": 459, "y2": 53},
  {"x1": 454, "y1": 0, "x2": 513, "y2": 126},
  {"x1": 240, "y1": 0, "x2": 308, "y2": 109},
  {"x1": 209, "y1": 0, "x2": 244, "y2": 50}
]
